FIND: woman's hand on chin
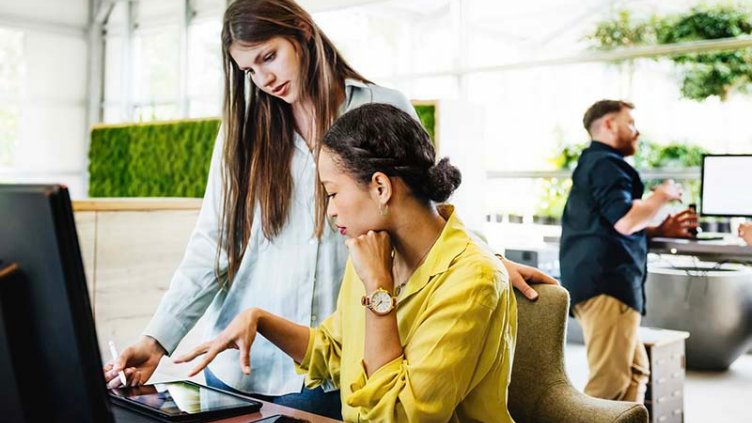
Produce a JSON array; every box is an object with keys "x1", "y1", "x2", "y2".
[
  {"x1": 173, "y1": 308, "x2": 260, "y2": 377},
  {"x1": 346, "y1": 230, "x2": 394, "y2": 292}
]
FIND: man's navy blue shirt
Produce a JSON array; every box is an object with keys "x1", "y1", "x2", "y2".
[{"x1": 560, "y1": 141, "x2": 647, "y2": 315}]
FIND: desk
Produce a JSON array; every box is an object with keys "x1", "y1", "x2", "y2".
[
  {"x1": 113, "y1": 398, "x2": 341, "y2": 422},
  {"x1": 649, "y1": 236, "x2": 752, "y2": 263},
  {"x1": 643, "y1": 258, "x2": 752, "y2": 370}
]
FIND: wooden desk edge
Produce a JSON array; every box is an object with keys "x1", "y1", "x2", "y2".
[
  {"x1": 215, "y1": 398, "x2": 342, "y2": 423},
  {"x1": 73, "y1": 198, "x2": 203, "y2": 212}
]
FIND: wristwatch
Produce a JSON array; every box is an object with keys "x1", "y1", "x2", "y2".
[{"x1": 361, "y1": 288, "x2": 397, "y2": 316}]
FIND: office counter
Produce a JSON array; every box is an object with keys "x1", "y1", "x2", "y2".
[
  {"x1": 645, "y1": 238, "x2": 752, "y2": 370},
  {"x1": 649, "y1": 235, "x2": 752, "y2": 264}
]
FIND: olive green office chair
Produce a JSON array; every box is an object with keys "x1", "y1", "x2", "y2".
[{"x1": 509, "y1": 284, "x2": 648, "y2": 423}]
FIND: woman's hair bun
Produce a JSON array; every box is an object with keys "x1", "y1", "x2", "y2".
[
  {"x1": 425, "y1": 157, "x2": 461, "y2": 203},
  {"x1": 323, "y1": 103, "x2": 463, "y2": 204}
]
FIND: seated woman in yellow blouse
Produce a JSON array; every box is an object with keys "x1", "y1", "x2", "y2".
[{"x1": 175, "y1": 103, "x2": 517, "y2": 422}]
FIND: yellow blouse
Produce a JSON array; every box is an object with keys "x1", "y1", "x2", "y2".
[{"x1": 296, "y1": 206, "x2": 517, "y2": 422}]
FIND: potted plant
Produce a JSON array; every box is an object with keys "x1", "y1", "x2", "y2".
[{"x1": 533, "y1": 178, "x2": 570, "y2": 225}]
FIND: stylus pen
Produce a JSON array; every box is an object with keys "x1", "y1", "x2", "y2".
[{"x1": 108, "y1": 340, "x2": 128, "y2": 387}]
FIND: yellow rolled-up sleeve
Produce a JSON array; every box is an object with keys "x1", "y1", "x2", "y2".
[
  {"x1": 347, "y1": 355, "x2": 404, "y2": 411},
  {"x1": 344, "y1": 263, "x2": 512, "y2": 423},
  {"x1": 294, "y1": 309, "x2": 343, "y2": 389}
]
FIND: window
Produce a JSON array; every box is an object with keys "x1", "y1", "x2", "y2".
[
  {"x1": 0, "y1": 28, "x2": 23, "y2": 167},
  {"x1": 132, "y1": 25, "x2": 181, "y2": 121},
  {"x1": 98, "y1": 0, "x2": 752, "y2": 229},
  {"x1": 187, "y1": 18, "x2": 222, "y2": 118},
  {"x1": 103, "y1": 0, "x2": 223, "y2": 123}
]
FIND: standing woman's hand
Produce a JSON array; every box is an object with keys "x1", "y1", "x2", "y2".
[
  {"x1": 173, "y1": 308, "x2": 261, "y2": 377},
  {"x1": 499, "y1": 257, "x2": 559, "y2": 301},
  {"x1": 104, "y1": 336, "x2": 166, "y2": 388},
  {"x1": 346, "y1": 230, "x2": 394, "y2": 292}
]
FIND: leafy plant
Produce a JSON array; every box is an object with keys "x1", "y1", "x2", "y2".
[
  {"x1": 656, "y1": 5, "x2": 752, "y2": 43},
  {"x1": 536, "y1": 142, "x2": 588, "y2": 219},
  {"x1": 657, "y1": 5, "x2": 752, "y2": 100},
  {"x1": 535, "y1": 177, "x2": 571, "y2": 219},
  {"x1": 654, "y1": 143, "x2": 708, "y2": 167},
  {"x1": 587, "y1": 9, "x2": 658, "y2": 51},
  {"x1": 588, "y1": 4, "x2": 752, "y2": 101},
  {"x1": 550, "y1": 142, "x2": 586, "y2": 170},
  {"x1": 632, "y1": 140, "x2": 662, "y2": 169}
]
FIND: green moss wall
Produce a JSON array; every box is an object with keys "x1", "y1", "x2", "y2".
[{"x1": 89, "y1": 103, "x2": 437, "y2": 197}]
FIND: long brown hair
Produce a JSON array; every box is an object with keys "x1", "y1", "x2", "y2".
[{"x1": 218, "y1": 0, "x2": 368, "y2": 286}]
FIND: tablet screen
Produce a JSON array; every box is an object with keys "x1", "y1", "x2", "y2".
[{"x1": 110, "y1": 381, "x2": 260, "y2": 417}]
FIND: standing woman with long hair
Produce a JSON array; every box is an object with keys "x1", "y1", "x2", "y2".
[{"x1": 104, "y1": 0, "x2": 555, "y2": 418}]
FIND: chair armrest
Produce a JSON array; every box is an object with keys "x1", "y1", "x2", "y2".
[{"x1": 533, "y1": 382, "x2": 648, "y2": 423}]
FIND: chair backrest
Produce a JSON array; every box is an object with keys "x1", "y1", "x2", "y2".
[
  {"x1": 508, "y1": 285, "x2": 649, "y2": 423},
  {"x1": 508, "y1": 284, "x2": 572, "y2": 421}
]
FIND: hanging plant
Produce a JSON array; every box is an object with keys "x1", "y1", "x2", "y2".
[
  {"x1": 588, "y1": 4, "x2": 752, "y2": 101},
  {"x1": 587, "y1": 9, "x2": 657, "y2": 51},
  {"x1": 656, "y1": 5, "x2": 752, "y2": 100}
]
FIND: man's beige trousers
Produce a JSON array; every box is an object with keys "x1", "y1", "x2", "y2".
[{"x1": 573, "y1": 294, "x2": 650, "y2": 402}]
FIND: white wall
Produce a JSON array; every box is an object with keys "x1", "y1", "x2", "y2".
[
  {"x1": 0, "y1": 0, "x2": 88, "y2": 28},
  {"x1": 0, "y1": 0, "x2": 89, "y2": 198},
  {"x1": 433, "y1": 100, "x2": 487, "y2": 233}
]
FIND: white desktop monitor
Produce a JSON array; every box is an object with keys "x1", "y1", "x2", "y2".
[{"x1": 701, "y1": 154, "x2": 752, "y2": 217}]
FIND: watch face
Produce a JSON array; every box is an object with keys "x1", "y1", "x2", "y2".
[{"x1": 371, "y1": 291, "x2": 393, "y2": 314}]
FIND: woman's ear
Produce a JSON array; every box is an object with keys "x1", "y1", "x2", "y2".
[
  {"x1": 297, "y1": 20, "x2": 313, "y2": 42},
  {"x1": 370, "y1": 172, "x2": 393, "y2": 205}
]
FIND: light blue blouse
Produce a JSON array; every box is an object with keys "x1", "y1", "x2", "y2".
[{"x1": 143, "y1": 79, "x2": 418, "y2": 395}]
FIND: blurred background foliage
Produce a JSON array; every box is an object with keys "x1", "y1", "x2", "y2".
[{"x1": 588, "y1": 4, "x2": 752, "y2": 101}]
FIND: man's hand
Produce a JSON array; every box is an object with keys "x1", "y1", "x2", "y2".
[
  {"x1": 739, "y1": 222, "x2": 752, "y2": 246},
  {"x1": 499, "y1": 256, "x2": 559, "y2": 301},
  {"x1": 653, "y1": 179, "x2": 683, "y2": 202},
  {"x1": 650, "y1": 208, "x2": 698, "y2": 238}
]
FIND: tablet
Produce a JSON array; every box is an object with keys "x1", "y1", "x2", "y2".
[{"x1": 109, "y1": 380, "x2": 262, "y2": 422}]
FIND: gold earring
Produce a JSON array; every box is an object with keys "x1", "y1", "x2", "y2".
[{"x1": 379, "y1": 203, "x2": 389, "y2": 216}]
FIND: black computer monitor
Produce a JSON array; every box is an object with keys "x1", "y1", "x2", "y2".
[
  {"x1": 701, "y1": 154, "x2": 752, "y2": 218},
  {"x1": 0, "y1": 184, "x2": 113, "y2": 422}
]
